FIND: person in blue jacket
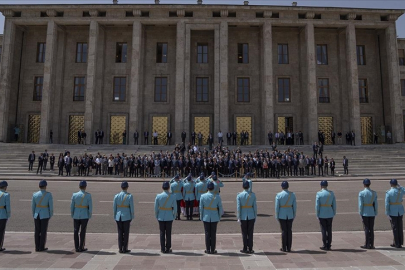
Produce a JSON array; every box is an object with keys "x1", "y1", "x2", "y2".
[
  {"x1": 154, "y1": 181, "x2": 177, "y2": 253},
  {"x1": 32, "y1": 180, "x2": 53, "y2": 252},
  {"x1": 358, "y1": 178, "x2": 377, "y2": 249},
  {"x1": 0, "y1": 181, "x2": 10, "y2": 252},
  {"x1": 385, "y1": 179, "x2": 405, "y2": 248},
  {"x1": 242, "y1": 172, "x2": 253, "y2": 193},
  {"x1": 182, "y1": 174, "x2": 195, "y2": 220},
  {"x1": 275, "y1": 181, "x2": 296, "y2": 252},
  {"x1": 315, "y1": 180, "x2": 336, "y2": 250},
  {"x1": 113, "y1": 181, "x2": 134, "y2": 253},
  {"x1": 237, "y1": 181, "x2": 257, "y2": 254},
  {"x1": 170, "y1": 174, "x2": 183, "y2": 220},
  {"x1": 195, "y1": 173, "x2": 207, "y2": 220},
  {"x1": 71, "y1": 180, "x2": 93, "y2": 252}
]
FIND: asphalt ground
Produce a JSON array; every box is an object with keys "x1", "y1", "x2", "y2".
[{"x1": 4, "y1": 179, "x2": 395, "y2": 234}]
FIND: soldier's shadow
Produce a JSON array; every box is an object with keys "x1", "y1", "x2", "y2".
[
  {"x1": 171, "y1": 251, "x2": 204, "y2": 256},
  {"x1": 3, "y1": 250, "x2": 32, "y2": 255}
]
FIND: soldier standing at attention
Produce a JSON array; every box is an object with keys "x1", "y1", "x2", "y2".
[
  {"x1": 195, "y1": 173, "x2": 208, "y2": 220},
  {"x1": 275, "y1": 181, "x2": 296, "y2": 252},
  {"x1": 358, "y1": 178, "x2": 377, "y2": 249},
  {"x1": 113, "y1": 181, "x2": 134, "y2": 253},
  {"x1": 385, "y1": 179, "x2": 404, "y2": 248},
  {"x1": 71, "y1": 181, "x2": 92, "y2": 252},
  {"x1": 237, "y1": 181, "x2": 257, "y2": 254},
  {"x1": 242, "y1": 172, "x2": 253, "y2": 193},
  {"x1": 182, "y1": 174, "x2": 195, "y2": 220},
  {"x1": 170, "y1": 175, "x2": 183, "y2": 220},
  {"x1": 0, "y1": 181, "x2": 10, "y2": 252},
  {"x1": 200, "y1": 182, "x2": 223, "y2": 254},
  {"x1": 32, "y1": 180, "x2": 53, "y2": 252},
  {"x1": 154, "y1": 181, "x2": 177, "y2": 253},
  {"x1": 315, "y1": 180, "x2": 336, "y2": 251}
]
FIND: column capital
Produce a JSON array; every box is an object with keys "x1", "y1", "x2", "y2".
[
  {"x1": 387, "y1": 14, "x2": 398, "y2": 21},
  {"x1": 348, "y1": 13, "x2": 356, "y2": 20},
  {"x1": 305, "y1": 12, "x2": 315, "y2": 19},
  {"x1": 89, "y1": 10, "x2": 98, "y2": 17},
  {"x1": 263, "y1": 11, "x2": 272, "y2": 18},
  {"x1": 220, "y1": 10, "x2": 228, "y2": 17},
  {"x1": 46, "y1": 9, "x2": 56, "y2": 17},
  {"x1": 177, "y1": 10, "x2": 185, "y2": 17},
  {"x1": 1, "y1": 10, "x2": 13, "y2": 17},
  {"x1": 133, "y1": 9, "x2": 141, "y2": 17}
]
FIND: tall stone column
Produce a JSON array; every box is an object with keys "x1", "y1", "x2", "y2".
[
  {"x1": 386, "y1": 23, "x2": 404, "y2": 142},
  {"x1": 262, "y1": 21, "x2": 274, "y2": 144},
  {"x1": 129, "y1": 21, "x2": 142, "y2": 144},
  {"x1": 345, "y1": 23, "x2": 361, "y2": 145},
  {"x1": 39, "y1": 20, "x2": 58, "y2": 144},
  {"x1": 84, "y1": 21, "x2": 99, "y2": 145},
  {"x1": 218, "y1": 21, "x2": 229, "y2": 134},
  {"x1": 175, "y1": 20, "x2": 186, "y2": 140}
]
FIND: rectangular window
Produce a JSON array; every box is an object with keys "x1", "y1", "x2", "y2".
[
  {"x1": 316, "y1": 44, "x2": 328, "y2": 65},
  {"x1": 116, "y1": 43, "x2": 128, "y2": 63},
  {"x1": 399, "y1": 49, "x2": 405, "y2": 66},
  {"x1": 238, "y1": 43, "x2": 249, "y2": 64},
  {"x1": 73, "y1": 77, "x2": 86, "y2": 101},
  {"x1": 237, "y1": 78, "x2": 250, "y2": 102},
  {"x1": 76, "y1": 43, "x2": 88, "y2": 63},
  {"x1": 359, "y1": 79, "x2": 368, "y2": 103},
  {"x1": 156, "y1": 43, "x2": 168, "y2": 63},
  {"x1": 196, "y1": 77, "x2": 209, "y2": 102},
  {"x1": 278, "y1": 78, "x2": 291, "y2": 102},
  {"x1": 197, "y1": 43, "x2": 208, "y2": 63},
  {"x1": 33, "y1": 76, "x2": 43, "y2": 101},
  {"x1": 401, "y1": 79, "x2": 405, "y2": 96},
  {"x1": 154, "y1": 77, "x2": 167, "y2": 102},
  {"x1": 356, "y1": 45, "x2": 366, "y2": 65},
  {"x1": 113, "y1": 77, "x2": 126, "y2": 101},
  {"x1": 277, "y1": 44, "x2": 289, "y2": 64},
  {"x1": 37, "y1": 43, "x2": 46, "y2": 63},
  {"x1": 318, "y1": 78, "x2": 330, "y2": 103}
]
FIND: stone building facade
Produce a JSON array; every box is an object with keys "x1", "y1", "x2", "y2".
[{"x1": 0, "y1": 3, "x2": 404, "y2": 145}]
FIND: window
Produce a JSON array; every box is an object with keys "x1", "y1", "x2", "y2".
[
  {"x1": 399, "y1": 49, "x2": 405, "y2": 66},
  {"x1": 237, "y1": 78, "x2": 250, "y2": 102},
  {"x1": 278, "y1": 44, "x2": 289, "y2": 64},
  {"x1": 401, "y1": 79, "x2": 405, "y2": 96},
  {"x1": 116, "y1": 43, "x2": 127, "y2": 63},
  {"x1": 73, "y1": 77, "x2": 86, "y2": 101},
  {"x1": 318, "y1": 78, "x2": 330, "y2": 103},
  {"x1": 356, "y1": 45, "x2": 366, "y2": 65},
  {"x1": 196, "y1": 77, "x2": 209, "y2": 102},
  {"x1": 238, "y1": 43, "x2": 249, "y2": 64},
  {"x1": 113, "y1": 77, "x2": 126, "y2": 101},
  {"x1": 76, "y1": 43, "x2": 88, "y2": 63},
  {"x1": 359, "y1": 79, "x2": 368, "y2": 103},
  {"x1": 156, "y1": 43, "x2": 168, "y2": 63},
  {"x1": 154, "y1": 77, "x2": 167, "y2": 102},
  {"x1": 37, "y1": 43, "x2": 46, "y2": 63},
  {"x1": 197, "y1": 43, "x2": 208, "y2": 63},
  {"x1": 316, "y1": 44, "x2": 328, "y2": 65},
  {"x1": 278, "y1": 78, "x2": 291, "y2": 102},
  {"x1": 33, "y1": 76, "x2": 43, "y2": 101}
]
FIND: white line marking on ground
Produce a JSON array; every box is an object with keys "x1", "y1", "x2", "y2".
[
  {"x1": 308, "y1": 212, "x2": 358, "y2": 215},
  {"x1": 297, "y1": 200, "x2": 312, "y2": 202},
  {"x1": 336, "y1": 199, "x2": 350, "y2": 202},
  {"x1": 57, "y1": 200, "x2": 71, "y2": 202},
  {"x1": 257, "y1": 201, "x2": 273, "y2": 203},
  {"x1": 100, "y1": 201, "x2": 113, "y2": 203},
  {"x1": 138, "y1": 202, "x2": 154, "y2": 204},
  {"x1": 19, "y1": 199, "x2": 31, "y2": 202}
]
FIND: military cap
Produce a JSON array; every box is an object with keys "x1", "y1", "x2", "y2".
[
  {"x1": 162, "y1": 181, "x2": 170, "y2": 190},
  {"x1": 174, "y1": 174, "x2": 180, "y2": 179},
  {"x1": 390, "y1": 179, "x2": 398, "y2": 185},
  {"x1": 213, "y1": 175, "x2": 218, "y2": 181},
  {"x1": 79, "y1": 180, "x2": 87, "y2": 187},
  {"x1": 39, "y1": 180, "x2": 47, "y2": 187},
  {"x1": 0, "y1": 181, "x2": 8, "y2": 188},
  {"x1": 121, "y1": 181, "x2": 129, "y2": 188},
  {"x1": 281, "y1": 181, "x2": 289, "y2": 189},
  {"x1": 363, "y1": 178, "x2": 371, "y2": 185},
  {"x1": 320, "y1": 180, "x2": 328, "y2": 187},
  {"x1": 200, "y1": 174, "x2": 205, "y2": 180},
  {"x1": 207, "y1": 182, "x2": 215, "y2": 190},
  {"x1": 245, "y1": 172, "x2": 251, "y2": 177},
  {"x1": 243, "y1": 181, "x2": 250, "y2": 189},
  {"x1": 211, "y1": 172, "x2": 216, "y2": 176},
  {"x1": 200, "y1": 172, "x2": 205, "y2": 177},
  {"x1": 187, "y1": 175, "x2": 192, "y2": 181}
]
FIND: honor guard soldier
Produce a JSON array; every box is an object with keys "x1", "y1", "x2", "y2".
[
  {"x1": 242, "y1": 172, "x2": 253, "y2": 193},
  {"x1": 275, "y1": 181, "x2": 296, "y2": 252},
  {"x1": 32, "y1": 180, "x2": 53, "y2": 252},
  {"x1": 200, "y1": 182, "x2": 223, "y2": 254},
  {"x1": 237, "y1": 181, "x2": 257, "y2": 254},
  {"x1": 182, "y1": 174, "x2": 195, "y2": 220},
  {"x1": 71, "y1": 180, "x2": 93, "y2": 252},
  {"x1": 170, "y1": 175, "x2": 183, "y2": 220},
  {"x1": 195, "y1": 173, "x2": 207, "y2": 220},
  {"x1": 315, "y1": 180, "x2": 336, "y2": 251},
  {"x1": 113, "y1": 181, "x2": 134, "y2": 253},
  {"x1": 154, "y1": 181, "x2": 177, "y2": 253},
  {"x1": 0, "y1": 181, "x2": 10, "y2": 252},
  {"x1": 385, "y1": 179, "x2": 405, "y2": 248},
  {"x1": 210, "y1": 173, "x2": 224, "y2": 196},
  {"x1": 358, "y1": 178, "x2": 378, "y2": 249}
]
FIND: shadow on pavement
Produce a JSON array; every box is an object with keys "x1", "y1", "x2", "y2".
[
  {"x1": 217, "y1": 252, "x2": 251, "y2": 257},
  {"x1": 171, "y1": 251, "x2": 204, "y2": 256},
  {"x1": 375, "y1": 247, "x2": 402, "y2": 251},
  {"x1": 290, "y1": 250, "x2": 327, "y2": 255},
  {"x1": 331, "y1": 249, "x2": 366, "y2": 253},
  {"x1": 257, "y1": 214, "x2": 272, "y2": 217},
  {"x1": 86, "y1": 251, "x2": 116, "y2": 255},
  {"x1": 3, "y1": 250, "x2": 32, "y2": 255},
  {"x1": 258, "y1": 251, "x2": 287, "y2": 256},
  {"x1": 46, "y1": 250, "x2": 75, "y2": 255},
  {"x1": 128, "y1": 252, "x2": 160, "y2": 256}
]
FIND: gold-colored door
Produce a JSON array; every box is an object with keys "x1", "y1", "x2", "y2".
[
  {"x1": 361, "y1": 117, "x2": 373, "y2": 144},
  {"x1": 318, "y1": 117, "x2": 333, "y2": 145},
  {"x1": 194, "y1": 117, "x2": 210, "y2": 144},
  {"x1": 152, "y1": 116, "x2": 168, "y2": 145},
  {"x1": 277, "y1": 117, "x2": 293, "y2": 133},
  {"x1": 68, "y1": 115, "x2": 85, "y2": 144},
  {"x1": 28, "y1": 115, "x2": 41, "y2": 143},
  {"x1": 110, "y1": 116, "x2": 126, "y2": 144},
  {"x1": 236, "y1": 117, "x2": 252, "y2": 145}
]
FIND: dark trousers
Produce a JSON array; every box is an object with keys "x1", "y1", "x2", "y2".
[
  {"x1": 50, "y1": 163, "x2": 54, "y2": 171},
  {"x1": 34, "y1": 217, "x2": 49, "y2": 250},
  {"x1": 29, "y1": 161, "x2": 34, "y2": 171},
  {"x1": 240, "y1": 219, "x2": 255, "y2": 251},
  {"x1": 116, "y1": 220, "x2": 131, "y2": 252},
  {"x1": 43, "y1": 160, "x2": 48, "y2": 170},
  {"x1": 74, "y1": 219, "x2": 89, "y2": 250},
  {"x1": 390, "y1": 215, "x2": 404, "y2": 247},
  {"x1": 134, "y1": 138, "x2": 138, "y2": 145},
  {"x1": 203, "y1": 221, "x2": 218, "y2": 252},
  {"x1": 37, "y1": 164, "x2": 43, "y2": 174},
  {"x1": 0, "y1": 219, "x2": 7, "y2": 249},
  {"x1": 279, "y1": 218, "x2": 293, "y2": 251},
  {"x1": 318, "y1": 166, "x2": 323, "y2": 176},
  {"x1": 144, "y1": 137, "x2": 148, "y2": 145},
  {"x1": 176, "y1": 200, "x2": 181, "y2": 219},
  {"x1": 362, "y1": 216, "x2": 375, "y2": 248},
  {"x1": 66, "y1": 165, "x2": 71, "y2": 176},
  {"x1": 344, "y1": 166, "x2": 348, "y2": 175},
  {"x1": 185, "y1": 200, "x2": 193, "y2": 219},
  {"x1": 319, "y1": 218, "x2": 333, "y2": 248},
  {"x1": 58, "y1": 166, "x2": 64, "y2": 175},
  {"x1": 159, "y1": 221, "x2": 173, "y2": 251}
]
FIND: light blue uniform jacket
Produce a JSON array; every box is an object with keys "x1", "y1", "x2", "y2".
[
  {"x1": 71, "y1": 190, "x2": 93, "y2": 219},
  {"x1": 275, "y1": 190, "x2": 297, "y2": 220},
  {"x1": 358, "y1": 188, "x2": 378, "y2": 217},
  {"x1": 315, "y1": 189, "x2": 336, "y2": 219},
  {"x1": 385, "y1": 186, "x2": 405, "y2": 216},
  {"x1": 32, "y1": 190, "x2": 53, "y2": 219},
  {"x1": 154, "y1": 191, "x2": 177, "y2": 221},
  {"x1": 211, "y1": 179, "x2": 224, "y2": 196},
  {"x1": 182, "y1": 181, "x2": 195, "y2": 201},
  {"x1": 113, "y1": 191, "x2": 134, "y2": 222},
  {"x1": 195, "y1": 180, "x2": 208, "y2": 201},
  {"x1": 242, "y1": 177, "x2": 253, "y2": 193},
  {"x1": 236, "y1": 190, "x2": 257, "y2": 220},
  {"x1": 0, "y1": 190, "x2": 11, "y2": 219},
  {"x1": 170, "y1": 179, "x2": 184, "y2": 201},
  {"x1": 199, "y1": 191, "x2": 223, "y2": 222}
]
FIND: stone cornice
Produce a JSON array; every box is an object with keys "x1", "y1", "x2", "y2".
[{"x1": 1, "y1": 9, "x2": 13, "y2": 17}]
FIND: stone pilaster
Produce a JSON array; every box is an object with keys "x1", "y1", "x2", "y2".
[
  {"x1": 262, "y1": 22, "x2": 274, "y2": 143},
  {"x1": 39, "y1": 20, "x2": 58, "y2": 144},
  {"x1": 345, "y1": 23, "x2": 361, "y2": 145},
  {"x1": 175, "y1": 21, "x2": 186, "y2": 140},
  {"x1": 218, "y1": 21, "x2": 229, "y2": 134}
]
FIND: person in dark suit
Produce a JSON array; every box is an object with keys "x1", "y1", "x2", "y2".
[
  {"x1": 77, "y1": 131, "x2": 82, "y2": 144},
  {"x1": 28, "y1": 151, "x2": 36, "y2": 171},
  {"x1": 191, "y1": 131, "x2": 196, "y2": 145},
  {"x1": 226, "y1": 131, "x2": 231, "y2": 145},
  {"x1": 351, "y1": 131, "x2": 356, "y2": 146},
  {"x1": 99, "y1": 130, "x2": 104, "y2": 144},
  {"x1": 207, "y1": 134, "x2": 213, "y2": 150},
  {"x1": 81, "y1": 131, "x2": 87, "y2": 145},
  {"x1": 144, "y1": 131, "x2": 149, "y2": 145},
  {"x1": 331, "y1": 131, "x2": 336, "y2": 145},
  {"x1": 43, "y1": 150, "x2": 49, "y2": 171},
  {"x1": 313, "y1": 142, "x2": 318, "y2": 159},
  {"x1": 167, "y1": 131, "x2": 172, "y2": 145},
  {"x1": 58, "y1": 154, "x2": 65, "y2": 176},
  {"x1": 36, "y1": 154, "x2": 44, "y2": 175},
  {"x1": 65, "y1": 153, "x2": 73, "y2": 176},
  {"x1": 95, "y1": 130, "x2": 99, "y2": 144},
  {"x1": 232, "y1": 131, "x2": 237, "y2": 145},
  {"x1": 317, "y1": 157, "x2": 324, "y2": 176},
  {"x1": 49, "y1": 153, "x2": 55, "y2": 171},
  {"x1": 49, "y1": 130, "x2": 53, "y2": 144},
  {"x1": 181, "y1": 131, "x2": 186, "y2": 143},
  {"x1": 330, "y1": 158, "x2": 335, "y2": 176},
  {"x1": 134, "y1": 130, "x2": 139, "y2": 145},
  {"x1": 268, "y1": 131, "x2": 273, "y2": 145},
  {"x1": 343, "y1": 156, "x2": 349, "y2": 175}
]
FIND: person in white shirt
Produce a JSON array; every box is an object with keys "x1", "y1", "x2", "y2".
[
  {"x1": 153, "y1": 131, "x2": 158, "y2": 145},
  {"x1": 218, "y1": 131, "x2": 223, "y2": 144}
]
